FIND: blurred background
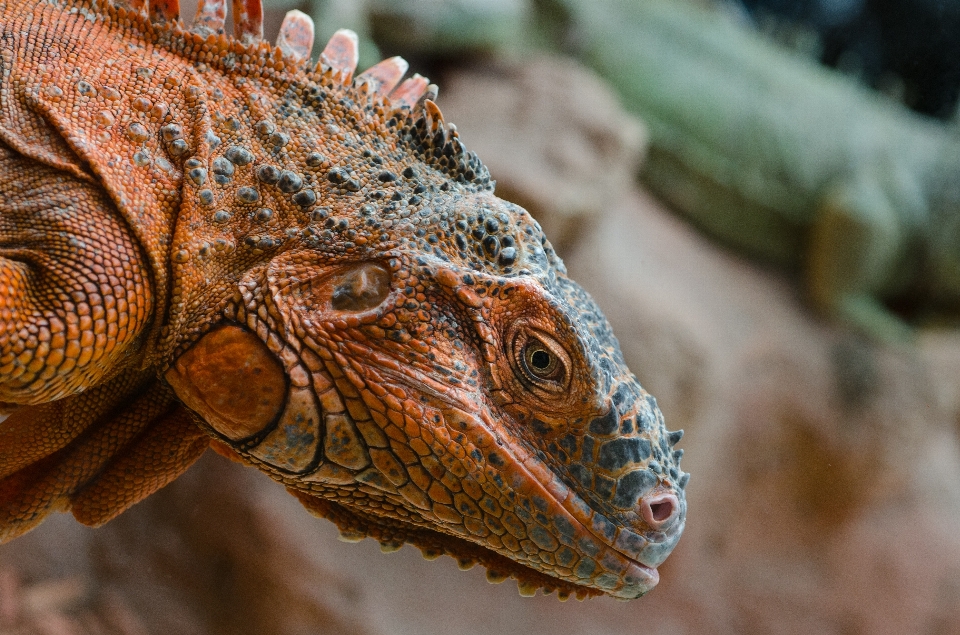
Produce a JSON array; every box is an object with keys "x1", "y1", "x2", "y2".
[{"x1": 4, "y1": 0, "x2": 960, "y2": 632}]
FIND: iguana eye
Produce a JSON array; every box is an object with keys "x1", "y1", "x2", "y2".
[{"x1": 513, "y1": 330, "x2": 569, "y2": 390}]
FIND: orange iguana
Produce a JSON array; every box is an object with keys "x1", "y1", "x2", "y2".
[{"x1": 0, "y1": 0, "x2": 686, "y2": 600}]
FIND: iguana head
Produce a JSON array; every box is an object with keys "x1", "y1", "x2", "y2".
[{"x1": 161, "y1": 4, "x2": 686, "y2": 600}]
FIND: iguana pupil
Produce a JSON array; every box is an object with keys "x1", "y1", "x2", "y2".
[{"x1": 530, "y1": 349, "x2": 552, "y2": 370}]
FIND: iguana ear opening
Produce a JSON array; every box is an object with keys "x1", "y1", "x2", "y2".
[{"x1": 268, "y1": 256, "x2": 395, "y2": 320}]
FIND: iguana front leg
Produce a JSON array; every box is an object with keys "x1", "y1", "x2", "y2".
[
  {"x1": 808, "y1": 175, "x2": 913, "y2": 342},
  {"x1": 0, "y1": 142, "x2": 203, "y2": 540},
  {"x1": 0, "y1": 142, "x2": 152, "y2": 407}
]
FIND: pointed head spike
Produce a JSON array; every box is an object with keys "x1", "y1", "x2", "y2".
[
  {"x1": 321, "y1": 29, "x2": 360, "y2": 84},
  {"x1": 276, "y1": 10, "x2": 315, "y2": 62},
  {"x1": 667, "y1": 429, "x2": 684, "y2": 446},
  {"x1": 191, "y1": 0, "x2": 227, "y2": 35},
  {"x1": 679, "y1": 472, "x2": 690, "y2": 489},
  {"x1": 231, "y1": 0, "x2": 263, "y2": 45},
  {"x1": 424, "y1": 99, "x2": 445, "y2": 133}
]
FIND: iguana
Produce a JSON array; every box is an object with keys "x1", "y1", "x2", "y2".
[
  {"x1": 547, "y1": 0, "x2": 960, "y2": 342},
  {"x1": 0, "y1": 0, "x2": 686, "y2": 600}
]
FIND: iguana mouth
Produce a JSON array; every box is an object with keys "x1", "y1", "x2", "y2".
[
  {"x1": 292, "y1": 401, "x2": 674, "y2": 600},
  {"x1": 466, "y1": 423, "x2": 667, "y2": 598},
  {"x1": 293, "y1": 491, "x2": 643, "y2": 601},
  {"x1": 473, "y1": 405, "x2": 680, "y2": 590}
]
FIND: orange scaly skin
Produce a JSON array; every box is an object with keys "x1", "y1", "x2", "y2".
[{"x1": 0, "y1": 0, "x2": 687, "y2": 600}]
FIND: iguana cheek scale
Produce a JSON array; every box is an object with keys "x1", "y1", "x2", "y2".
[{"x1": 0, "y1": 0, "x2": 687, "y2": 600}]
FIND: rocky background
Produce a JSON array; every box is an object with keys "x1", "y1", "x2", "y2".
[{"x1": 3, "y1": 1, "x2": 960, "y2": 634}]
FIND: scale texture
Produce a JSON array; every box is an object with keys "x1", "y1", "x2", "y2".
[{"x1": 0, "y1": 0, "x2": 686, "y2": 600}]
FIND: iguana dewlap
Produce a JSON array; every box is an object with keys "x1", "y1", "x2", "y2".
[{"x1": 0, "y1": 0, "x2": 686, "y2": 600}]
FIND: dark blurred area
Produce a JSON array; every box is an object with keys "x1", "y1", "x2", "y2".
[{"x1": 738, "y1": 0, "x2": 960, "y2": 118}]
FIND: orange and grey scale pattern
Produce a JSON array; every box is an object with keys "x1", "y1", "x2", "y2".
[{"x1": 0, "y1": 0, "x2": 685, "y2": 601}]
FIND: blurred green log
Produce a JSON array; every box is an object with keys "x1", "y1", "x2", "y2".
[{"x1": 550, "y1": 0, "x2": 960, "y2": 340}]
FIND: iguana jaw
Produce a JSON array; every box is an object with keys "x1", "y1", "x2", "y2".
[
  {"x1": 482, "y1": 438, "x2": 665, "y2": 599},
  {"x1": 293, "y1": 489, "x2": 658, "y2": 601},
  {"x1": 292, "y1": 490, "x2": 604, "y2": 600},
  {"x1": 288, "y1": 398, "x2": 670, "y2": 600}
]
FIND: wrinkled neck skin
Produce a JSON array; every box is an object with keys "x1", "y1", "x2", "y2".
[{"x1": 157, "y1": 41, "x2": 686, "y2": 600}]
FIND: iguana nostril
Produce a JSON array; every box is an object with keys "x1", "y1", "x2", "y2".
[
  {"x1": 642, "y1": 492, "x2": 679, "y2": 528},
  {"x1": 649, "y1": 500, "x2": 672, "y2": 522}
]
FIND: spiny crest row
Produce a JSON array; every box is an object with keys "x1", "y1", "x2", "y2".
[
  {"x1": 86, "y1": 0, "x2": 491, "y2": 188},
  {"x1": 104, "y1": 0, "x2": 428, "y2": 105}
]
